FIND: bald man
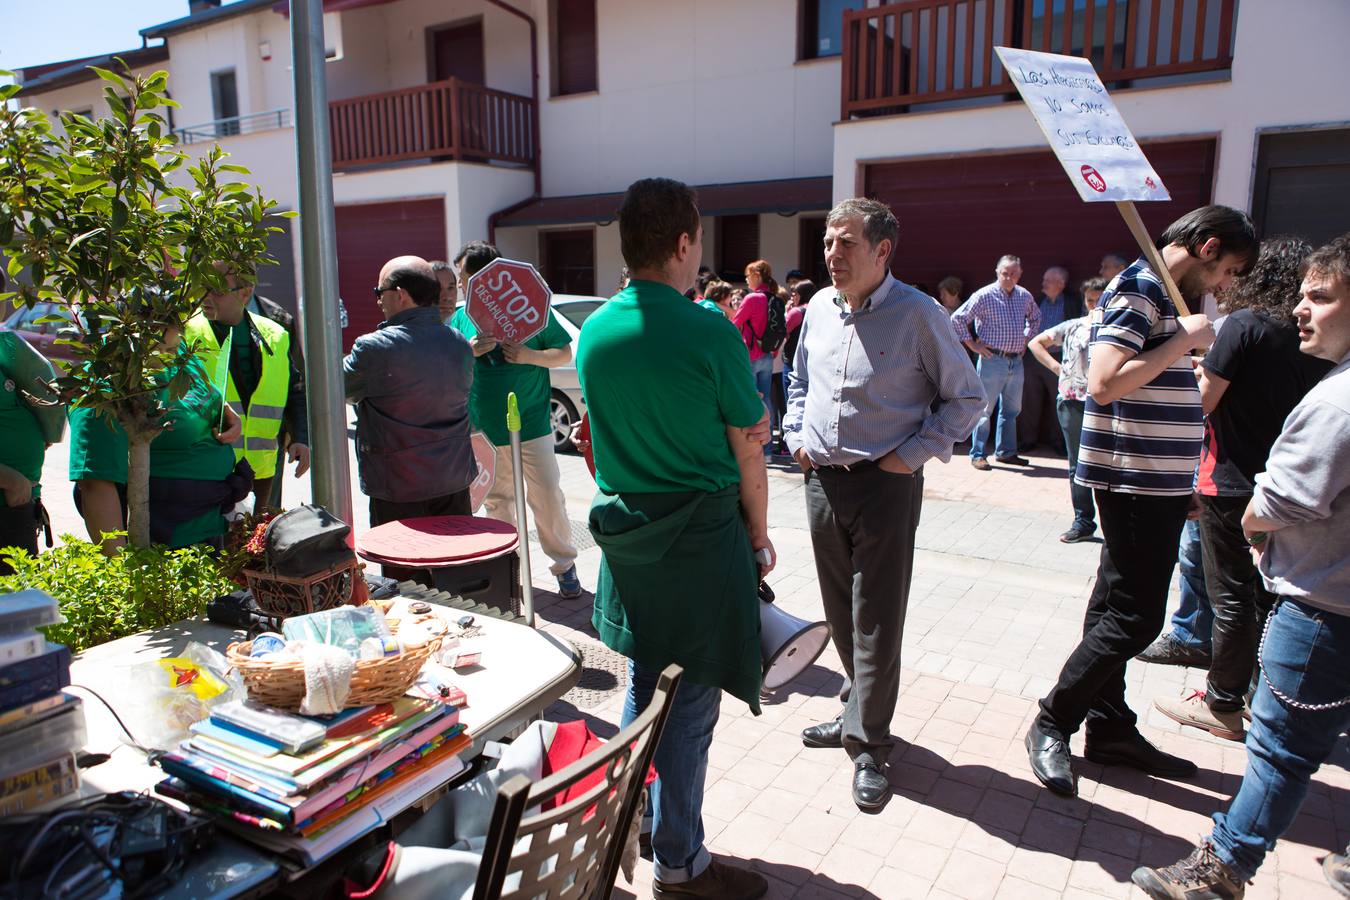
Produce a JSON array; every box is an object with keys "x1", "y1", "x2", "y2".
[{"x1": 344, "y1": 256, "x2": 477, "y2": 584}]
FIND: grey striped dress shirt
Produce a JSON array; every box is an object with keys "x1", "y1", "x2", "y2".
[{"x1": 782, "y1": 274, "x2": 986, "y2": 470}]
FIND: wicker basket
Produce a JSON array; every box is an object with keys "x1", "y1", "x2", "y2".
[
  {"x1": 225, "y1": 636, "x2": 440, "y2": 712},
  {"x1": 243, "y1": 559, "x2": 358, "y2": 622}
]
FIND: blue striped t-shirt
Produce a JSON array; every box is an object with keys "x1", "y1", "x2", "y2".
[{"x1": 1074, "y1": 259, "x2": 1202, "y2": 496}]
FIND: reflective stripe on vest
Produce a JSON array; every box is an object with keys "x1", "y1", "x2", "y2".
[{"x1": 185, "y1": 311, "x2": 290, "y2": 475}]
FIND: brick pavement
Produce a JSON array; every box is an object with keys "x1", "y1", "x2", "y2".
[{"x1": 35, "y1": 430, "x2": 1349, "y2": 898}]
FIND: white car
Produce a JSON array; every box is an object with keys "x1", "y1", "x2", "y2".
[{"x1": 547, "y1": 294, "x2": 606, "y2": 451}]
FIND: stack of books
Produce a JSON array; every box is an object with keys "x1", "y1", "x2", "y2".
[
  {"x1": 0, "y1": 590, "x2": 84, "y2": 815},
  {"x1": 153, "y1": 693, "x2": 469, "y2": 865}
]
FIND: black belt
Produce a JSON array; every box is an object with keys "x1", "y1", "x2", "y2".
[
  {"x1": 817, "y1": 457, "x2": 880, "y2": 473},
  {"x1": 987, "y1": 347, "x2": 1023, "y2": 359}
]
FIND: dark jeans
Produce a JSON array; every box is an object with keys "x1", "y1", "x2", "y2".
[
  {"x1": 1198, "y1": 494, "x2": 1275, "y2": 712},
  {"x1": 369, "y1": 489, "x2": 471, "y2": 585},
  {"x1": 1055, "y1": 397, "x2": 1095, "y2": 532},
  {"x1": 805, "y1": 462, "x2": 923, "y2": 766},
  {"x1": 1021, "y1": 352, "x2": 1064, "y2": 451},
  {"x1": 0, "y1": 501, "x2": 40, "y2": 576},
  {"x1": 1037, "y1": 489, "x2": 1190, "y2": 741}
]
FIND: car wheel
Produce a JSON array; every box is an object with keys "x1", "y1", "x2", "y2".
[{"x1": 550, "y1": 391, "x2": 579, "y2": 452}]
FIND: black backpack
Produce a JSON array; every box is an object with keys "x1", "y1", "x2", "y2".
[{"x1": 757, "y1": 292, "x2": 788, "y2": 355}]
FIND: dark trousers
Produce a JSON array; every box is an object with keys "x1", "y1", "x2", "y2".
[
  {"x1": 369, "y1": 490, "x2": 471, "y2": 586},
  {"x1": 0, "y1": 501, "x2": 40, "y2": 576},
  {"x1": 1020, "y1": 352, "x2": 1065, "y2": 451},
  {"x1": 1055, "y1": 398, "x2": 1096, "y2": 532},
  {"x1": 805, "y1": 463, "x2": 923, "y2": 767},
  {"x1": 1037, "y1": 490, "x2": 1190, "y2": 742},
  {"x1": 1198, "y1": 494, "x2": 1274, "y2": 712}
]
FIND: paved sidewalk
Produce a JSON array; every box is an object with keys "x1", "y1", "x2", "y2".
[{"x1": 35, "y1": 433, "x2": 1348, "y2": 898}]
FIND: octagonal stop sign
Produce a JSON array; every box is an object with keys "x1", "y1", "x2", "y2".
[{"x1": 464, "y1": 257, "x2": 552, "y2": 344}]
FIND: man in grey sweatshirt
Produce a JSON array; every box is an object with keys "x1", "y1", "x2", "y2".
[{"x1": 1133, "y1": 233, "x2": 1350, "y2": 900}]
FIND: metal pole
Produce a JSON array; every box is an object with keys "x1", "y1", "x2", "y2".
[
  {"x1": 507, "y1": 392, "x2": 535, "y2": 626},
  {"x1": 290, "y1": 0, "x2": 352, "y2": 528}
]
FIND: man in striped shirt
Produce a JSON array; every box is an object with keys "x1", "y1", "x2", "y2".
[{"x1": 1026, "y1": 206, "x2": 1257, "y2": 798}]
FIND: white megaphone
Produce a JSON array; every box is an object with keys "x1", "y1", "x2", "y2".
[{"x1": 758, "y1": 582, "x2": 831, "y2": 691}]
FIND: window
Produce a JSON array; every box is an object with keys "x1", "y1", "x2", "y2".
[
  {"x1": 211, "y1": 69, "x2": 239, "y2": 136},
  {"x1": 540, "y1": 230, "x2": 596, "y2": 296},
  {"x1": 551, "y1": 0, "x2": 597, "y2": 96},
  {"x1": 717, "y1": 215, "x2": 760, "y2": 281},
  {"x1": 800, "y1": 0, "x2": 867, "y2": 60}
]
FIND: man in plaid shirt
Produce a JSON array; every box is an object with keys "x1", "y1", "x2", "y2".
[{"x1": 951, "y1": 254, "x2": 1041, "y2": 469}]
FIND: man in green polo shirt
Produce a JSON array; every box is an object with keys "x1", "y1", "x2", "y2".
[
  {"x1": 577, "y1": 178, "x2": 772, "y2": 900},
  {"x1": 0, "y1": 330, "x2": 60, "y2": 574},
  {"x1": 448, "y1": 241, "x2": 582, "y2": 599}
]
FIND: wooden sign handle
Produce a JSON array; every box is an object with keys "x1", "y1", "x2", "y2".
[{"x1": 1115, "y1": 200, "x2": 1192, "y2": 318}]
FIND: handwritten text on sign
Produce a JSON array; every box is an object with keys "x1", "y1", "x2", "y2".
[
  {"x1": 465, "y1": 258, "x2": 552, "y2": 344},
  {"x1": 994, "y1": 46, "x2": 1169, "y2": 203}
]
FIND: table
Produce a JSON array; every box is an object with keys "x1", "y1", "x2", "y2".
[{"x1": 67, "y1": 605, "x2": 580, "y2": 898}]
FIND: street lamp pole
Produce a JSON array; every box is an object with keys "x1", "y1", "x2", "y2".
[{"x1": 289, "y1": 0, "x2": 352, "y2": 527}]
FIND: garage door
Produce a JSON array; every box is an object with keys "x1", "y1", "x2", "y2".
[
  {"x1": 863, "y1": 139, "x2": 1215, "y2": 299},
  {"x1": 1252, "y1": 128, "x2": 1350, "y2": 248},
  {"x1": 335, "y1": 199, "x2": 446, "y2": 351}
]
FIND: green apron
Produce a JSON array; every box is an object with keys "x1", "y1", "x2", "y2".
[{"x1": 589, "y1": 485, "x2": 762, "y2": 712}]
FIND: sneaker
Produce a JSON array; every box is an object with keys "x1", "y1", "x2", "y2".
[
  {"x1": 1132, "y1": 842, "x2": 1246, "y2": 899},
  {"x1": 1154, "y1": 690, "x2": 1245, "y2": 741},
  {"x1": 1060, "y1": 526, "x2": 1095, "y2": 543},
  {"x1": 654, "y1": 859, "x2": 768, "y2": 900},
  {"x1": 1136, "y1": 633, "x2": 1213, "y2": 668},
  {"x1": 995, "y1": 455, "x2": 1031, "y2": 466},
  {"x1": 556, "y1": 565, "x2": 584, "y2": 600},
  {"x1": 1324, "y1": 846, "x2": 1350, "y2": 897},
  {"x1": 971, "y1": 457, "x2": 991, "y2": 471}
]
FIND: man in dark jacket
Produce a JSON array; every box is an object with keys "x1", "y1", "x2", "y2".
[{"x1": 343, "y1": 256, "x2": 477, "y2": 584}]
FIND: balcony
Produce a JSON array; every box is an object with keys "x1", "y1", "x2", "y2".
[
  {"x1": 328, "y1": 77, "x2": 537, "y2": 172},
  {"x1": 174, "y1": 108, "x2": 292, "y2": 144},
  {"x1": 840, "y1": 0, "x2": 1236, "y2": 119}
]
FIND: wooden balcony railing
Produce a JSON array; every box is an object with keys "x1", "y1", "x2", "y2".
[
  {"x1": 841, "y1": 0, "x2": 1236, "y2": 119},
  {"x1": 328, "y1": 77, "x2": 536, "y2": 170}
]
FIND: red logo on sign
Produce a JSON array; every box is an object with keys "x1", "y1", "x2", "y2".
[
  {"x1": 1144, "y1": 176, "x2": 1157, "y2": 190},
  {"x1": 1080, "y1": 165, "x2": 1107, "y2": 193},
  {"x1": 465, "y1": 258, "x2": 552, "y2": 344},
  {"x1": 171, "y1": 665, "x2": 199, "y2": 687}
]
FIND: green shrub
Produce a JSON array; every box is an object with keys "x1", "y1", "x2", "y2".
[{"x1": 0, "y1": 535, "x2": 233, "y2": 653}]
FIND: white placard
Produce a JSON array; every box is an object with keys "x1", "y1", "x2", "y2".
[{"x1": 995, "y1": 46, "x2": 1169, "y2": 203}]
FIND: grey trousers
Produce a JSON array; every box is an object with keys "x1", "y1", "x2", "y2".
[{"x1": 805, "y1": 462, "x2": 923, "y2": 767}]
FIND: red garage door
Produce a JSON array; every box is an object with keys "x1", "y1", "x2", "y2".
[
  {"x1": 335, "y1": 199, "x2": 446, "y2": 351},
  {"x1": 863, "y1": 139, "x2": 1215, "y2": 299}
]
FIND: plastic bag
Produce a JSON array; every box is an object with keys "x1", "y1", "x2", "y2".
[{"x1": 121, "y1": 642, "x2": 247, "y2": 750}]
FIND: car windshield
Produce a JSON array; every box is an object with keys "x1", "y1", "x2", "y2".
[
  {"x1": 554, "y1": 300, "x2": 603, "y2": 330},
  {"x1": 3, "y1": 301, "x2": 59, "y2": 332}
]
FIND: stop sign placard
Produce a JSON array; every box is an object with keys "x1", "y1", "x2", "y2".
[{"x1": 464, "y1": 257, "x2": 552, "y2": 344}]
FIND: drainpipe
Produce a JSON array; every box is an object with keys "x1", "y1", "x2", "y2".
[{"x1": 482, "y1": 0, "x2": 541, "y2": 245}]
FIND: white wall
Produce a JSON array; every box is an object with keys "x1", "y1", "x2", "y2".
[
  {"x1": 537, "y1": 0, "x2": 840, "y2": 196},
  {"x1": 831, "y1": 0, "x2": 1350, "y2": 215},
  {"x1": 24, "y1": 64, "x2": 165, "y2": 132}
]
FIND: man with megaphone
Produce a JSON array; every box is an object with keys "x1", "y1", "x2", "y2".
[{"x1": 783, "y1": 198, "x2": 985, "y2": 812}]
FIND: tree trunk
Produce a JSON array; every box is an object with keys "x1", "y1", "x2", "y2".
[{"x1": 126, "y1": 433, "x2": 153, "y2": 548}]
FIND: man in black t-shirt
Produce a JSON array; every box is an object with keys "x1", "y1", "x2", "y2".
[{"x1": 1154, "y1": 237, "x2": 1333, "y2": 741}]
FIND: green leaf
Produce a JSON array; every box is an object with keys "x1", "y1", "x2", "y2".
[
  {"x1": 67, "y1": 228, "x2": 106, "y2": 251},
  {"x1": 89, "y1": 66, "x2": 129, "y2": 92}
]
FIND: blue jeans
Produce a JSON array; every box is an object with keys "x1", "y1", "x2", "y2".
[
  {"x1": 1169, "y1": 519, "x2": 1214, "y2": 650},
  {"x1": 751, "y1": 354, "x2": 774, "y2": 455},
  {"x1": 1056, "y1": 397, "x2": 1095, "y2": 532},
  {"x1": 971, "y1": 354, "x2": 1023, "y2": 460},
  {"x1": 1209, "y1": 598, "x2": 1350, "y2": 880},
  {"x1": 622, "y1": 659, "x2": 721, "y2": 884}
]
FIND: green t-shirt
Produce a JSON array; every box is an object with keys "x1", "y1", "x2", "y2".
[
  {"x1": 448, "y1": 307, "x2": 572, "y2": 446},
  {"x1": 698, "y1": 299, "x2": 726, "y2": 318},
  {"x1": 576, "y1": 280, "x2": 764, "y2": 494},
  {"x1": 0, "y1": 351, "x2": 46, "y2": 500},
  {"x1": 68, "y1": 404, "x2": 129, "y2": 484}
]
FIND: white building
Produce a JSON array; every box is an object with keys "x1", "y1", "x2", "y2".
[{"x1": 17, "y1": 0, "x2": 1350, "y2": 342}]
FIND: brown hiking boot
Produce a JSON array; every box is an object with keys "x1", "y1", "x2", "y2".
[
  {"x1": 654, "y1": 859, "x2": 768, "y2": 900},
  {"x1": 1132, "y1": 842, "x2": 1246, "y2": 899},
  {"x1": 1154, "y1": 690, "x2": 1246, "y2": 741}
]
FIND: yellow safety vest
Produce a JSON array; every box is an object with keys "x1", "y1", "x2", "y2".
[{"x1": 184, "y1": 311, "x2": 290, "y2": 477}]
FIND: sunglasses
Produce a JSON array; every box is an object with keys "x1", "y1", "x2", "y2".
[{"x1": 372, "y1": 283, "x2": 399, "y2": 297}]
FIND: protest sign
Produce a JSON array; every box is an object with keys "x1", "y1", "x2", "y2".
[
  {"x1": 465, "y1": 258, "x2": 552, "y2": 344},
  {"x1": 995, "y1": 46, "x2": 1193, "y2": 316}
]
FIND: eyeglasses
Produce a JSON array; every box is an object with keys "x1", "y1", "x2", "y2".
[{"x1": 372, "y1": 283, "x2": 398, "y2": 298}]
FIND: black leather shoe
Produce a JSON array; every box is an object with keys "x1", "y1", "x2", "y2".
[
  {"x1": 1085, "y1": 732, "x2": 1197, "y2": 779},
  {"x1": 852, "y1": 762, "x2": 889, "y2": 811},
  {"x1": 801, "y1": 716, "x2": 843, "y2": 749},
  {"x1": 1026, "y1": 723, "x2": 1076, "y2": 796},
  {"x1": 996, "y1": 455, "x2": 1032, "y2": 466}
]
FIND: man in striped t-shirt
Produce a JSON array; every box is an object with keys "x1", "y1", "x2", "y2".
[{"x1": 1027, "y1": 206, "x2": 1257, "y2": 798}]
